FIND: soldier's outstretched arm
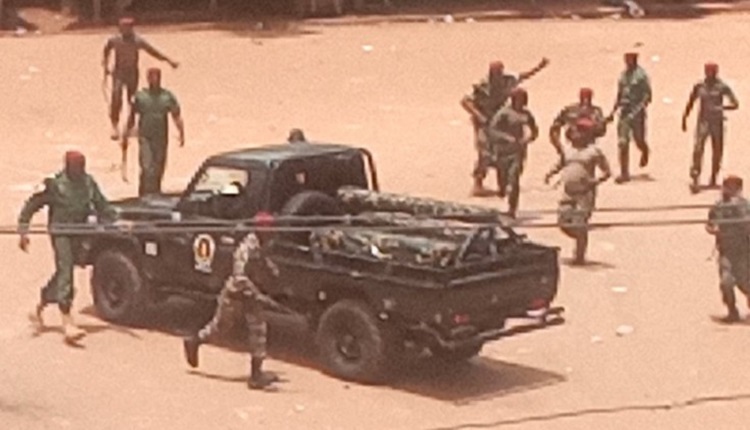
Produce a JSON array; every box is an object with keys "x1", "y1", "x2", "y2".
[
  {"x1": 517, "y1": 57, "x2": 550, "y2": 84},
  {"x1": 682, "y1": 84, "x2": 699, "y2": 132},
  {"x1": 139, "y1": 38, "x2": 179, "y2": 69}
]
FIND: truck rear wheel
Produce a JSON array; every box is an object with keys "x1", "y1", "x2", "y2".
[
  {"x1": 315, "y1": 299, "x2": 393, "y2": 383},
  {"x1": 91, "y1": 250, "x2": 149, "y2": 324}
]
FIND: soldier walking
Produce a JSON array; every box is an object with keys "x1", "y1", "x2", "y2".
[
  {"x1": 545, "y1": 118, "x2": 612, "y2": 265},
  {"x1": 123, "y1": 68, "x2": 185, "y2": 196},
  {"x1": 706, "y1": 175, "x2": 750, "y2": 323},
  {"x1": 487, "y1": 88, "x2": 539, "y2": 218},
  {"x1": 549, "y1": 88, "x2": 609, "y2": 157},
  {"x1": 682, "y1": 63, "x2": 739, "y2": 194},
  {"x1": 461, "y1": 58, "x2": 549, "y2": 196},
  {"x1": 103, "y1": 17, "x2": 179, "y2": 140},
  {"x1": 609, "y1": 52, "x2": 652, "y2": 184},
  {"x1": 183, "y1": 233, "x2": 281, "y2": 390},
  {"x1": 18, "y1": 151, "x2": 115, "y2": 343}
]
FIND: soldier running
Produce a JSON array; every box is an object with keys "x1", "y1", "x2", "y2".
[
  {"x1": 183, "y1": 233, "x2": 281, "y2": 390},
  {"x1": 706, "y1": 175, "x2": 750, "y2": 323},
  {"x1": 487, "y1": 88, "x2": 539, "y2": 218},
  {"x1": 549, "y1": 88, "x2": 608, "y2": 157},
  {"x1": 682, "y1": 62, "x2": 739, "y2": 194},
  {"x1": 545, "y1": 118, "x2": 612, "y2": 265},
  {"x1": 461, "y1": 58, "x2": 549, "y2": 196},
  {"x1": 123, "y1": 68, "x2": 185, "y2": 196},
  {"x1": 18, "y1": 151, "x2": 115, "y2": 343},
  {"x1": 103, "y1": 16, "x2": 179, "y2": 140},
  {"x1": 609, "y1": 52, "x2": 652, "y2": 184}
]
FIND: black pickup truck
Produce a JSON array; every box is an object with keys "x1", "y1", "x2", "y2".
[{"x1": 83, "y1": 142, "x2": 563, "y2": 382}]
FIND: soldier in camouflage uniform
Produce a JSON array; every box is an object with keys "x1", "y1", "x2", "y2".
[
  {"x1": 545, "y1": 118, "x2": 612, "y2": 265},
  {"x1": 487, "y1": 88, "x2": 539, "y2": 218},
  {"x1": 706, "y1": 175, "x2": 750, "y2": 323},
  {"x1": 610, "y1": 52, "x2": 652, "y2": 184},
  {"x1": 18, "y1": 151, "x2": 115, "y2": 343},
  {"x1": 549, "y1": 88, "x2": 609, "y2": 157},
  {"x1": 183, "y1": 233, "x2": 280, "y2": 390},
  {"x1": 461, "y1": 58, "x2": 549, "y2": 196},
  {"x1": 682, "y1": 63, "x2": 739, "y2": 194}
]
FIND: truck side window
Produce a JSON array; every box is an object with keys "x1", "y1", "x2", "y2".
[{"x1": 187, "y1": 166, "x2": 250, "y2": 218}]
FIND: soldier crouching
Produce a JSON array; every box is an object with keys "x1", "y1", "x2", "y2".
[{"x1": 183, "y1": 233, "x2": 280, "y2": 390}]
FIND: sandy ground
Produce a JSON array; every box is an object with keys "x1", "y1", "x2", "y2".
[{"x1": 3, "y1": 14, "x2": 750, "y2": 430}]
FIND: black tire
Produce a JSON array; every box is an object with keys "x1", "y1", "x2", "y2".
[
  {"x1": 315, "y1": 300, "x2": 394, "y2": 383},
  {"x1": 432, "y1": 344, "x2": 483, "y2": 364},
  {"x1": 281, "y1": 191, "x2": 343, "y2": 243},
  {"x1": 91, "y1": 250, "x2": 150, "y2": 324}
]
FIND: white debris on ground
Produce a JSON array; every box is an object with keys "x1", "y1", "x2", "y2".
[{"x1": 616, "y1": 324, "x2": 635, "y2": 336}]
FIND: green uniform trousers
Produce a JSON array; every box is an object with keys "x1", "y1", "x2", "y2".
[
  {"x1": 138, "y1": 137, "x2": 168, "y2": 196},
  {"x1": 496, "y1": 152, "x2": 523, "y2": 215},
  {"x1": 691, "y1": 119, "x2": 724, "y2": 180},
  {"x1": 198, "y1": 287, "x2": 268, "y2": 359},
  {"x1": 718, "y1": 251, "x2": 750, "y2": 309},
  {"x1": 41, "y1": 235, "x2": 79, "y2": 313}
]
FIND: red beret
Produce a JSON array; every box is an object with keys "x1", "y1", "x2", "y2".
[
  {"x1": 624, "y1": 52, "x2": 638, "y2": 59},
  {"x1": 579, "y1": 87, "x2": 594, "y2": 98},
  {"x1": 489, "y1": 61, "x2": 504, "y2": 72},
  {"x1": 705, "y1": 62, "x2": 719, "y2": 73},
  {"x1": 723, "y1": 175, "x2": 743, "y2": 189}
]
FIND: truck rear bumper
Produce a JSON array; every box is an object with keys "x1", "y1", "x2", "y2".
[{"x1": 410, "y1": 306, "x2": 565, "y2": 351}]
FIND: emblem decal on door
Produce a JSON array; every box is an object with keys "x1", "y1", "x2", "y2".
[{"x1": 193, "y1": 234, "x2": 216, "y2": 273}]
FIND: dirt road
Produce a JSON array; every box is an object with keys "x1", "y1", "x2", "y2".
[{"x1": 2, "y1": 15, "x2": 750, "y2": 430}]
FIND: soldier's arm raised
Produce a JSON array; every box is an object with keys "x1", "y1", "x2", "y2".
[
  {"x1": 139, "y1": 37, "x2": 179, "y2": 69},
  {"x1": 517, "y1": 57, "x2": 550, "y2": 84}
]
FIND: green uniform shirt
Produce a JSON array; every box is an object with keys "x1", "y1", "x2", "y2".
[
  {"x1": 17, "y1": 172, "x2": 115, "y2": 232},
  {"x1": 133, "y1": 88, "x2": 180, "y2": 141},
  {"x1": 688, "y1": 78, "x2": 738, "y2": 121},
  {"x1": 468, "y1": 74, "x2": 519, "y2": 118},
  {"x1": 617, "y1": 66, "x2": 652, "y2": 114},
  {"x1": 487, "y1": 105, "x2": 538, "y2": 155},
  {"x1": 709, "y1": 196, "x2": 750, "y2": 253},
  {"x1": 552, "y1": 103, "x2": 607, "y2": 138}
]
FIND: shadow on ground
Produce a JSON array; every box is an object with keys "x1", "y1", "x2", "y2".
[{"x1": 80, "y1": 297, "x2": 565, "y2": 402}]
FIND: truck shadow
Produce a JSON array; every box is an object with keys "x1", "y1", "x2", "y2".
[{"x1": 83, "y1": 298, "x2": 565, "y2": 403}]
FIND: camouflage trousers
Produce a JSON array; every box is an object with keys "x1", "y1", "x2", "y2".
[
  {"x1": 198, "y1": 287, "x2": 268, "y2": 359},
  {"x1": 496, "y1": 153, "x2": 523, "y2": 213},
  {"x1": 471, "y1": 124, "x2": 494, "y2": 180},
  {"x1": 690, "y1": 119, "x2": 724, "y2": 180},
  {"x1": 718, "y1": 251, "x2": 750, "y2": 309},
  {"x1": 558, "y1": 189, "x2": 595, "y2": 261}
]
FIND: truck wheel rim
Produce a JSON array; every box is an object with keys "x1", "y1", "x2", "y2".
[{"x1": 337, "y1": 333, "x2": 362, "y2": 361}]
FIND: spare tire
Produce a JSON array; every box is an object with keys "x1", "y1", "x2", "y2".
[{"x1": 281, "y1": 191, "x2": 343, "y2": 244}]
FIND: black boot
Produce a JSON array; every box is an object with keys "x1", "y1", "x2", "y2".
[
  {"x1": 183, "y1": 335, "x2": 202, "y2": 368},
  {"x1": 718, "y1": 307, "x2": 741, "y2": 324},
  {"x1": 248, "y1": 357, "x2": 279, "y2": 390}
]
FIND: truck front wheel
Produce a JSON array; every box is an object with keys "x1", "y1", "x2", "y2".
[
  {"x1": 91, "y1": 250, "x2": 149, "y2": 324},
  {"x1": 315, "y1": 300, "x2": 393, "y2": 383}
]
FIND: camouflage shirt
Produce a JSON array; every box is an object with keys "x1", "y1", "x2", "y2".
[
  {"x1": 467, "y1": 74, "x2": 519, "y2": 118},
  {"x1": 709, "y1": 196, "x2": 750, "y2": 254},
  {"x1": 226, "y1": 233, "x2": 279, "y2": 299},
  {"x1": 18, "y1": 172, "x2": 115, "y2": 233},
  {"x1": 688, "y1": 78, "x2": 738, "y2": 121},
  {"x1": 487, "y1": 105, "x2": 538, "y2": 154},
  {"x1": 617, "y1": 66, "x2": 652, "y2": 114},
  {"x1": 551, "y1": 103, "x2": 607, "y2": 138}
]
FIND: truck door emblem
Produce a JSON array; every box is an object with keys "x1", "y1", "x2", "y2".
[
  {"x1": 145, "y1": 242, "x2": 158, "y2": 256},
  {"x1": 193, "y1": 234, "x2": 216, "y2": 273}
]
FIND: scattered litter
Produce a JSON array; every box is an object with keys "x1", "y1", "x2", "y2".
[
  {"x1": 616, "y1": 324, "x2": 634, "y2": 336},
  {"x1": 294, "y1": 404, "x2": 305, "y2": 413},
  {"x1": 565, "y1": 367, "x2": 574, "y2": 374},
  {"x1": 611, "y1": 286, "x2": 628, "y2": 294},
  {"x1": 590, "y1": 335, "x2": 603, "y2": 344},
  {"x1": 443, "y1": 14, "x2": 455, "y2": 24},
  {"x1": 361, "y1": 44, "x2": 374, "y2": 53},
  {"x1": 465, "y1": 17, "x2": 476, "y2": 23},
  {"x1": 28, "y1": 66, "x2": 40, "y2": 74},
  {"x1": 651, "y1": 55, "x2": 661, "y2": 63},
  {"x1": 662, "y1": 97, "x2": 673, "y2": 105},
  {"x1": 570, "y1": 14, "x2": 581, "y2": 20},
  {"x1": 14, "y1": 27, "x2": 28, "y2": 37},
  {"x1": 634, "y1": 42, "x2": 644, "y2": 47}
]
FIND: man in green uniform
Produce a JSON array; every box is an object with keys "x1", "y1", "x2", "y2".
[
  {"x1": 706, "y1": 175, "x2": 750, "y2": 323},
  {"x1": 487, "y1": 88, "x2": 539, "y2": 218},
  {"x1": 545, "y1": 118, "x2": 612, "y2": 265},
  {"x1": 123, "y1": 68, "x2": 185, "y2": 196},
  {"x1": 103, "y1": 17, "x2": 179, "y2": 140},
  {"x1": 183, "y1": 233, "x2": 281, "y2": 390},
  {"x1": 549, "y1": 88, "x2": 608, "y2": 157},
  {"x1": 682, "y1": 63, "x2": 739, "y2": 194},
  {"x1": 18, "y1": 151, "x2": 115, "y2": 343},
  {"x1": 610, "y1": 52, "x2": 652, "y2": 184},
  {"x1": 461, "y1": 58, "x2": 549, "y2": 196}
]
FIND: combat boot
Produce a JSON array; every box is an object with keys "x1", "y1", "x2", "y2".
[
  {"x1": 183, "y1": 335, "x2": 202, "y2": 368},
  {"x1": 470, "y1": 178, "x2": 493, "y2": 197},
  {"x1": 718, "y1": 307, "x2": 741, "y2": 324},
  {"x1": 61, "y1": 313, "x2": 86, "y2": 343},
  {"x1": 248, "y1": 357, "x2": 279, "y2": 390}
]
